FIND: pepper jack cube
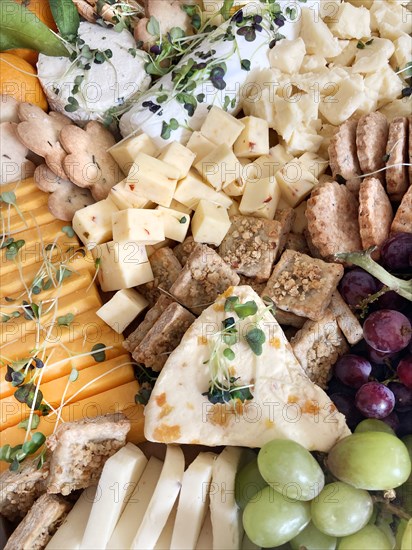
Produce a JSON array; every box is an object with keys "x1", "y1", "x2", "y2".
[
  {"x1": 157, "y1": 142, "x2": 196, "y2": 180},
  {"x1": 108, "y1": 133, "x2": 157, "y2": 175},
  {"x1": 112, "y1": 209, "x2": 165, "y2": 245},
  {"x1": 174, "y1": 170, "x2": 233, "y2": 210},
  {"x1": 156, "y1": 206, "x2": 190, "y2": 242},
  {"x1": 195, "y1": 144, "x2": 241, "y2": 191},
  {"x1": 73, "y1": 198, "x2": 118, "y2": 247},
  {"x1": 191, "y1": 200, "x2": 231, "y2": 246},
  {"x1": 275, "y1": 160, "x2": 317, "y2": 207},
  {"x1": 126, "y1": 152, "x2": 180, "y2": 207},
  {"x1": 93, "y1": 241, "x2": 153, "y2": 291},
  {"x1": 239, "y1": 176, "x2": 281, "y2": 220},
  {"x1": 186, "y1": 131, "x2": 215, "y2": 162},
  {"x1": 96, "y1": 289, "x2": 149, "y2": 333},
  {"x1": 200, "y1": 106, "x2": 245, "y2": 146},
  {"x1": 233, "y1": 116, "x2": 270, "y2": 159},
  {"x1": 109, "y1": 180, "x2": 154, "y2": 210}
]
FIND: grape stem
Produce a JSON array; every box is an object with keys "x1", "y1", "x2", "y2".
[
  {"x1": 372, "y1": 495, "x2": 411, "y2": 521},
  {"x1": 334, "y1": 249, "x2": 412, "y2": 302}
]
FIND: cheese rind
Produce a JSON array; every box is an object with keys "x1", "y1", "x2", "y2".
[
  {"x1": 73, "y1": 198, "x2": 118, "y2": 246},
  {"x1": 191, "y1": 200, "x2": 231, "y2": 246},
  {"x1": 97, "y1": 289, "x2": 149, "y2": 333},
  {"x1": 108, "y1": 134, "x2": 158, "y2": 175},
  {"x1": 112, "y1": 209, "x2": 165, "y2": 245}
]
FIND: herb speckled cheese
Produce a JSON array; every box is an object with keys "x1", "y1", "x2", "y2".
[{"x1": 144, "y1": 286, "x2": 350, "y2": 451}]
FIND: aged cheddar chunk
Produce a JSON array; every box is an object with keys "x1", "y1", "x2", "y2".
[
  {"x1": 97, "y1": 289, "x2": 149, "y2": 333},
  {"x1": 200, "y1": 106, "x2": 245, "y2": 146},
  {"x1": 157, "y1": 141, "x2": 196, "y2": 180},
  {"x1": 73, "y1": 198, "x2": 119, "y2": 246},
  {"x1": 191, "y1": 200, "x2": 231, "y2": 246},
  {"x1": 108, "y1": 134, "x2": 157, "y2": 175},
  {"x1": 112, "y1": 209, "x2": 165, "y2": 245},
  {"x1": 233, "y1": 116, "x2": 269, "y2": 159},
  {"x1": 239, "y1": 176, "x2": 280, "y2": 219}
]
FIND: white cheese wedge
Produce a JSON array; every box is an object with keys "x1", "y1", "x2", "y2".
[
  {"x1": 233, "y1": 116, "x2": 270, "y2": 159},
  {"x1": 239, "y1": 176, "x2": 280, "y2": 219},
  {"x1": 174, "y1": 170, "x2": 232, "y2": 210},
  {"x1": 112, "y1": 209, "x2": 165, "y2": 245},
  {"x1": 328, "y1": 3, "x2": 371, "y2": 40},
  {"x1": 144, "y1": 286, "x2": 350, "y2": 451},
  {"x1": 171, "y1": 452, "x2": 216, "y2": 550},
  {"x1": 73, "y1": 198, "x2": 118, "y2": 247},
  {"x1": 131, "y1": 445, "x2": 185, "y2": 550},
  {"x1": 210, "y1": 447, "x2": 246, "y2": 550},
  {"x1": 108, "y1": 134, "x2": 158, "y2": 175},
  {"x1": 158, "y1": 142, "x2": 196, "y2": 180},
  {"x1": 200, "y1": 107, "x2": 245, "y2": 147},
  {"x1": 196, "y1": 513, "x2": 213, "y2": 550},
  {"x1": 268, "y1": 37, "x2": 306, "y2": 74},
  {"x1": 46, "y1": 486, "x2": 97, "y2": 550},
  {"x1": 96, "y1": 289, "x2": 149, "y2": 333},
  {"x1": 109, "y1": 181, "x2": 154, "y2": 211},
  {"x1": 192, "y1": 200, "x2": 231, "y2": 246},
  {"x1": 80, "y1": 444, "x2": 147, "y2": 549},
  {"x1": 156, "y1": 206, "x2": 191, "y2": 242},
  {"x1": 107, "y1": 457, "x2": 164, "y2": 550}
]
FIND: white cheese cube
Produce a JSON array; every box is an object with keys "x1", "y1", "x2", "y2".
[
  {"x1": 195, "y1": 144, "x2": 241, "y2": 191},
  {"x1": 157, "y1": 141, "x2": 196, "y2": 180},
  {"x1": 109, "y1": 180, "x2": 154, "y2": 211},
  {"x1": 108, "y1": 134, "x2": 157, "y2": 175},
  {"x1": 239, "y1": 176, "x2": 280, "y2": 219},
  {"x1": 224, "y1": 158, "x2": 250, "y2": 197},
  {"x1": 300, "y1": 55, "x2": 327, "y2": 73},
  {"x1": 370, "y1": 1, "x2": 410, "y2": 38},
  {"x1": 112, "y1": 209, "x2": 164, "y2": 245},
  {"x1": 300, "y1": 7, "x2": 341, "y2": 57},
  {"x1": 269, "y1": 144, "x2": 294, "y2": 167},
  {"x1": 126, "y1": 152, "x2": 180, "y2": 207},
  {"x1": 73, "y1": 198, "x2": 118, "y2": 247},
  {"x1": 352, "y1": 37, "x2": 395, "y2": 74},
  {"x1": 332, "y1": 39, "x2": 358, "y2": 66},
  {"x1": 169, "y1": 199, "x2": 192, "y2": 215},
  {"x1": 200, "y1": 106, "x2": 245, "y2": 146},
  {"x1": 292, "y1": 201, "x2": 308, "y2": 234},
  {"x1": 247, "y1": 153, "x2": 283, "y2": 183},
  {"x1": 328, "y1": 3, "x2": 370, "y2": 39},
  {"x1": 391, "y1": 34, "x2": 412, "y2": 72},
  {"x1": 185, "y1": 131, "x2": 216, "y2": 163},
  {"x1": 93, "y1": 241, "x2": 153, "y2": 291},
  {"x1": 191, "y1": 200, "x2": 231, "y2": 246},
  {"x1": 233, "y1": 116, "x2": 269, "y2": 159},
  {"x1": 269, "y1": 37, "x2": 306, "y2": 74},
  {"x1": 272, "y1": 94, "x2": 319, "y2": 142},
  {"x1": 276, "y1": 160, "x2": 317, "y2": 207},
  {"x1": 156, "y1": 206, "x2": 190, "y2": 243},
  {"x1": 96, "y1": 289, "x2": 149, "y2": 333},
  {"x1": 318, "y1": 75, "x2": 365, "y2": 126},
  {"x1": 286, "y1": 126, "x2": 323, "y2": 156},
  {"x1": 174, "y1": 170, "x2": 233, "y2": 209},
  {"x1": 299, "y1": 152, "x2": 329, "y2": 179}
]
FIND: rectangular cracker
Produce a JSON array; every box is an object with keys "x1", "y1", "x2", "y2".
[
  {"x1": 329, "y1": 291, "x2": 363, "y2": 345},
  {"x1": 138, "y1": 247, "x2": 182, "y2": 306},
  {"x1": 391, "y1": 186, "x2": 412, "y2": 234}
]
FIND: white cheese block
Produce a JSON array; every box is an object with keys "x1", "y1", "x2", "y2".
[
  {"x1": 108, "y1": 134, "x2": 158, "y2": 175},
  {"x1": 299, "y1": 152, "x2": 328, "y2": 179},
  {"x1": 107, "y1": 457, "x2": 164, "y2": 550},
  {"x1": 169, "y1": 199, "x2": 192, "y2": 215},
  {"x1": 269, "y1": 37, "x2": 306, "y2": 74},
  {"x1": 73, "y1": 198, "x2": 118, "y2": 247},
  {"x1": 131, "y1": 445, "x2": 185, "y2": 550},
  {"x1": 46, "y1": 486, "x2": 97, "y2": 550},
  {"x1": 112, "y1": 208, "x2": 165, "y2": 245},
  {"x1": 195, "y1": 144, "x2": 241, "y2": 191},
  {"x1": 210, "y1": 447, "x2": 245, "y2": 550},
  {"x1": 156, "y1": 206, "x2": 191, "y2": 243},
  {"x1": 144, "y1": 286, "x2": 350, "y2": 450},
  {"x1": 186, "y1": 131, "x2": 216, "y2": 163},
  {"x1": 192, "y1": 200, "x2": 232, "y2": 246},
  {"x1": 38, "y1": 22, "x2": 151, "y2": 123},
  {"x1": 126, "y1": 153, "x2": 180, "y2": 208},
  {"x1": 196, "y1": 513, "x2": 213, "y2": 550},
  {"x1": 276, "y1": 160, "x2": 317, "y2": 207},
  {"x1": 158, "y1": 142, "x2": 196, "y2": 180},
  {"x1": 233, "y1": 116, "x2": 269, "y2": 159},
  {"x1": 80, "y1": 444, "x2": 148, "y2": 549},
  {"x1": 171, "y1": 452, "x2": 216, "y2": 550},
  {"x1": 239, "y1": 176, "x2": 280, "y2": 219},
  {"x1": 200, "y1": 107, "x2": 245, "y2": 147},
  {"x1": 93, "y1": 240, "x2": 153, "y2": 291},
  {"x1": 269, "y1": 144, "x2": 294, "y2": 168},
  {"x1": 96, "y1": 289, "x2": 149, "y2": 333},
  {"x1": 174, "y1": 170, "x2": 232, "y2": 210},
  {"x1": 109, "y1": 181, "x2": 154, "y2": 211},
  {"x1": 352, "y1": 37, "x2": 395, "y2": 74}
]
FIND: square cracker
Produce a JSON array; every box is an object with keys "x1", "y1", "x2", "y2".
[
  {"x1": 262, "y1": 250, "x2": 344, "y2": 321},
  {"x1": 329, "y1": 290, "x2": 363, "y2": 345},
  {"x1": 138, "y1": 247, "x2": 182, "y2": 306}
]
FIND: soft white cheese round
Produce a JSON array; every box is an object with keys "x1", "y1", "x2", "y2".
[{"x1": 37, "y1": 22, "x2": 151, "y2": 124}]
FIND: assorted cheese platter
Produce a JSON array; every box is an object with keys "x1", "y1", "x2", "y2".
[{"x1": 0, "y1": 0, "x2": 411, "y2": 548}]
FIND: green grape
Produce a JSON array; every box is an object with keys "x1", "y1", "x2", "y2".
[
  {"x1": 257, "y1": 439, "x2": 325, "y2": 501},
  {"x1": 399, "y1": 435, "x2": 412, "y2": 514},
  {"x1": 235, "y1": 458, "x2": 268, "y2": 510},
  {"x1": 401, "y1": 519, "x2": 412, "y2": 550},
  {"x1": 310, "y1": 482, "x2": 373, "y2": 537},
  {"x1": 243, "y1": 486, "x2": 311, "y2": 548},
  {"x1": 354, "y1": 419, "x2": 395, "y2": 435},
  {"x1": 290, "y1": 522, "x2": 337, "y2": 550},
  {"x1": 327, "y1": 432, "x2": 411, "y2": 490},
  {"x1": 337, "y1": 525, "x2": 392, "y2": 550}
]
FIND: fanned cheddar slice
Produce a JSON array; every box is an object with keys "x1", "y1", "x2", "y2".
[{"x1": 144, "y1": 286, "x2": 350, "y2": 451}]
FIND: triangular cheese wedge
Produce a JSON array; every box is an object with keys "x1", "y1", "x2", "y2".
[{"x1": 144, "y1": 286, "x2": 350, "y2": 451}]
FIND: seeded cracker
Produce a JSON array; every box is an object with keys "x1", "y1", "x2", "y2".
[
  {"x1": 356, "y1": 111, "x2": 389, "y2": 183},
  {"x1": 358, "y1": 176, "x2": 393, "y2": 253},
  {"x1": 59, "y1": 121, "x2": 122, "y2": 200},
  {"x1": 262, "y1": 250, "x2": 344, "y2": 321},
  {"x1": 173, "y1": 236, "x2": 197, "y2": 266},
  {"x1": 138, "y1": 247, "x2": 183, "y2": 306},
  {"x1": 391, "y1": 185, "x2": 412, "y2": 234},
  {"x1": 385, "y1": 116, "x2": 409, "y2": 201},
  {"x1": 306, "y1": 181, "x2": 362, "y2": 258},
  {"x1": 34, "y1": 164, "x2": 94, "y2": 221},
  {"x1": 328, "y1": 119, "x2": 362, "y2": 194},
  {"x1": 16, "y1": 103, "x2": 73, "y2": 179}
]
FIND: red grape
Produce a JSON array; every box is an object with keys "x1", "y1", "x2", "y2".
[
  {"x1": 339, "y1": 268, "x2": 378, "y2": 307},
  {"x1": 330, "y1": 393, "x2": 364, "y2": 430},
  {"x1": 380, "y1": 233, "x2": 412, "y2": 271},
  {"x1": 367, "y1": 345, "x2": 400, "y2": 366},
  {"x1": 398, "y1": 356, "x2": 412, "y2": 389},
  {"x1": 355, "y1": 382, "x2": 395, "y2": 419},
  {"x1": 388, "y1": 382, "x2": 412, "y2": 412},
  {"x1": 334, "y1": 355, "x2": 372, "y2": 388},
  {"x1": 363, "y1": 310, "x2": 411, "y2": 353}
]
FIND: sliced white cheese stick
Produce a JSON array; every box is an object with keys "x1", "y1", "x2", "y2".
[
  {"x1": 45, "y1": 486, "x2": 97, "y2": 550},
  {"x1": 154, "y1": 503, "x2": 178, "y2": 550},
  {"x1": 107, "y1": 456, "x2": 164, "y2": 550},
  {"x1": 196, "y1": 512, "x2": 213, "y2": 550},
  {"x1": 131, "y1": 445, "x2": 185, "y2": 550},
  {"x1": 171, "y1": 452, "x2": 217, "y2": 550},
  {"x1": 80, "y1": 444, "x2": 147, "y2": 550},
  {"x1": 210, "y1": 447, "x2": 246, "y2": 550}
]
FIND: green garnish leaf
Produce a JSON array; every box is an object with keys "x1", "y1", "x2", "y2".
[
  {"x1": 61, "y1": 225, "x2": 75, "y2": 238},
  {"x1": 14, "y1": 383, "x2": 43, "y2": 410},
  {"x1": 18, "y1": 414, "x2": 40, "y2": 431},
  {"x1": 240, "y1": 58, "x2": 251, "y2": 71},
  {"x1": 179, "y1": 216, "x2": 187, "y2": 224},
  {"x1": 357, "y1": 41, "x2": 365, "y2": 49},
  {"x1": 0, "y1": 237, "x2": 13, "y2": 249},
  {"x1": 1, "y1": 314, "x2": 10, "y2": 323},
  {"x1": 49, "y1": 0, "x2": 80, "y2": 40},
  {"x1": 11, "y1": 371, "x2": 25, "y2": 387},
  {"x1": 147, "y1": 15, "x2": 160, "y2": 36},
  {"x1": 220, "y1": 0, "x2": 235, "y2": 20},
  {"x1": 0, "y1": 191, "x2": 16, "y2": 205},
  {"x1": 57, "y1": 312, "x2": 74, "y2": 327},
  {"x1": 245, "y1": 327, "x2": 266, "y2": 356},
  {"x1": 56, "y1": 267, "x2": 72, "y2": 283},
  {"x1": 21, "y1": 432, "x2": 46, "y2": 456},
  {"x1": 223, "y1": 348, "x2": 235, "y2": 360},
  {"x1": 224, "y1": 296, "x2": 239, "y2": 311},
  {"x1": 5, "y1": 238, "x2": 25, "y2": 260},
  {"x1": 234, "y1": 300, "x2": 258, "y2": 319},
  {"x1": 91, "y1": 343, "x2": 106, "y2": 363}
]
